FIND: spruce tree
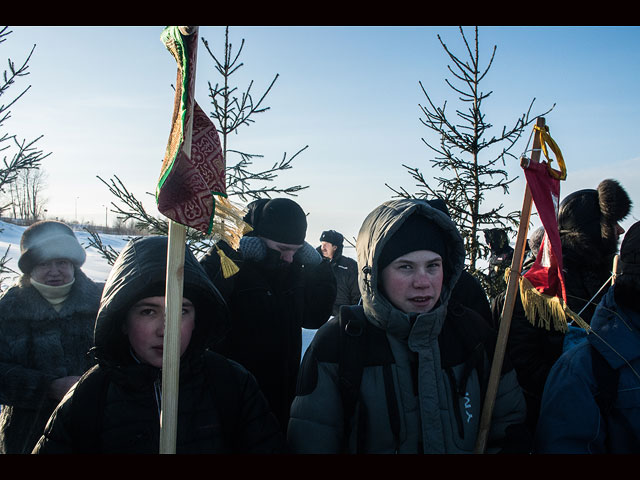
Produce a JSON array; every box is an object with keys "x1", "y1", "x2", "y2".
[{"x1": 387, "y1": 26, "x2": 553, "y2": 297}]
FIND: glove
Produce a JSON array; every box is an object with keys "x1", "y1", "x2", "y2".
[
  {"x1": 239, "y1": 236, "x2": 267, "y2": 262},
  {"x1": 293, "y1": 242, "x2": 322, "y2": 266}
]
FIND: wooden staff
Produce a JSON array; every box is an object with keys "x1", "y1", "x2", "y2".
[
  {"x1": 474, "y1": 116, "x2": 546, "y2": 454},
  {"x1": 612, "y1": 254, "x2": 620, "y2": 284},
  {"x1": 159, "y1": 25, "x2": 198, "y2": 455}
]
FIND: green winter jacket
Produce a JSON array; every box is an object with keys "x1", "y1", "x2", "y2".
[{"x1": 287, "y1": 199, "x2": 529, "y2": 453}]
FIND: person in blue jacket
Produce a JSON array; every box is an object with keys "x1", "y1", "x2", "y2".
[{"x1": 534, "y1": 220, "x2": 640, "y2": 453}]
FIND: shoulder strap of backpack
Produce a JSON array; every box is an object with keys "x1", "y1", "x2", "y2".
[{"x1": 338, "y1": 305, "x2": 367, "y2": 453}]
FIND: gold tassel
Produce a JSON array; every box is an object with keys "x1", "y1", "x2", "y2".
[
  {"x1": 205, "y1": 196, "x2": 253, "y2": 250},
  {"x1": 518, "y1": 275, "x2": 589, "y2": 334},
  {"x1": 216, "y1": 245, "x2": 239, "y2": 279}
]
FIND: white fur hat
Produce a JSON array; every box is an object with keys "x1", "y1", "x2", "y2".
[{"x1": 18, "y1": 220, "x2": 86, "y2": 274}]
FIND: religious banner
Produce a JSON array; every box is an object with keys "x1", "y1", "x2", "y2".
[
  {"x1": 156, "y1": 26, "x2": 227, "y2": 235},
  {"x1": 519, "y1": 126, "x2": 586, "y2": 332}
]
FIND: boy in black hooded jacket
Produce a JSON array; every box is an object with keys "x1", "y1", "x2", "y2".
[{"x1": 33, "y1": 236, "x2": 284, "y2": 454}]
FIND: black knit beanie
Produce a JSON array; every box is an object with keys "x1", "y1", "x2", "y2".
[
  {"x1": 244, "y1": 198, "x2": 307, "y2": 245},
  {"x1": 378, "y1": 213, "x2": 446, "y2": 271}
]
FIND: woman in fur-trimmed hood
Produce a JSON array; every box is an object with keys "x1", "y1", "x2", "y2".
[
  {"x1": 502, "y1": 178, "x2": 632, "y2": 435},
  {"x1": 0, "y1": 220, "x2": 103, "y2": 454}
]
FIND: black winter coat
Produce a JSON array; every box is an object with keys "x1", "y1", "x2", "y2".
[
  {"x1": 200, "y1": 240, "x2": 336, "y2": 430},
  {"x1": 33, "y1": 236, "x2": 284, "y2": 454},
  {"x1": 316, "y1": 246, "x2": 360, "y2": 316}
]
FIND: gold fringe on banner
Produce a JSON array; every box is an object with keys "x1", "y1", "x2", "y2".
[
  {"x1": 210, "y1": 196, "x2": 251, "y2": 250},
  {"x1": 206, "y1": 196, "x2": 253, "y2": 279},
  {"x1": 518, "y1": 274, "x2": 591, "y2": 333}
]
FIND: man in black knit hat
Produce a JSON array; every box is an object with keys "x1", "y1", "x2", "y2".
[
  {"x1": 317, "y1": 229, "x2": 360, "y2": 316},
  {"x1": 200, "y1": 198, "x2": 336, "y2": 430}
]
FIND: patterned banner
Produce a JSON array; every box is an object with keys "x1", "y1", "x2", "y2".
[{"x1": 156, "y1": 26, "x2": 226, "y2": 234}]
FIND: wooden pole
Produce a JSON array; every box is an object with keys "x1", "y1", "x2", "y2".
[
  {"x1": 159, "y1": 26, "x2": 198, "y2": 455},
  {"x1": 159, "y1": 221, "x2": 186, "y2": 454},
  {"x1": 612, "y1": 254, "x2": 620, "y2": 284},
  {"x1": 474, "y1": 116, "x2": 546, "y2": 454}
]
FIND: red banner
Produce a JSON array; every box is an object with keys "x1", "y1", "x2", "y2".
[{"x1": 522, "y1": 159, "x2": 566, "y2": 302}]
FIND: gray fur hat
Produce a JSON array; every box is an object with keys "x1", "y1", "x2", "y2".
[{"x1": 18, "y1": 220, "x2": 86, "y2": 274}]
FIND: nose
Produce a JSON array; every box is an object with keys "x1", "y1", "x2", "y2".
[
  {"x1": 157, "y1": 318, "x2": 165, "y2": 337},
  {"x1": 280, "y1": 251, "x2": 295, "y2": 263},
  {"x1": 616, "y1": 223, "x2": 625, "y2": 237},
  {"x1": 412, "y1": 270, "x2": 431, "y2": 288}
]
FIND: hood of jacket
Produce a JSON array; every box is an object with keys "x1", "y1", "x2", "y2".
[
  {"x1": 93, "y1": 236, "x2": 230, "y2": 367},
  {"x1": 355, "y1": 199, "x2": 465, "y2": 340}
]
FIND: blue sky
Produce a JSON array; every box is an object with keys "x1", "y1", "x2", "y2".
[{"x1": 2, "y1": 26, "x2": 639, "y2": 255}]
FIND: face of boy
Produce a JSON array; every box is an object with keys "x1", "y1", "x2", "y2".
[
  {"x1": 123, "y1": 296, "x2": 195, "y2": 368},
  {"x1": 380, "y1": 250, "x2": 444, "y2": 314}
]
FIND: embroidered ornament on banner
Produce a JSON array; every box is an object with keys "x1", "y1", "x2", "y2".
[{"x1": 156, "y1": 26, "x2": 226, "y2": 235}]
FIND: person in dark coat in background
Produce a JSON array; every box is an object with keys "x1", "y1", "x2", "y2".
[
  {"x1": 317, "y1": 229, "x2": 360, "y2": 316},
  {"x1": 0, "y1": 220, "x2": 102, "y2": 454},
  {"x1": 496, "y1": 178, "x2": 632, "y2": 434},
  {"x1": 485, "y1": 228, "x2": 514, "y2": 294},
  {"x1": 33, "y1": 236, "x2": 284, "y2": 454},
  {"x1": 200, "y1": 198, "x2": 336, "y2": 430},
  {"x1": 535, "y1": 220, "x2": 640, "y2": 453}
]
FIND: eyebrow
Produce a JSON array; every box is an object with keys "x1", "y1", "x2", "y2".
[{"x1": 131, "y1": 300, "x2": 194, "y2": 308}]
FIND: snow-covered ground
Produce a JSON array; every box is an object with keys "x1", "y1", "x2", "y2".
[{"x1": 0, "y1": 220, "x2": 317, "y2": 354}]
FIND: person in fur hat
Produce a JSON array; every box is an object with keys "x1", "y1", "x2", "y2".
[
  {"x1": 534, "y1": 220, "x2": 640, "y2": 453},
  {"x1": 199, "y1": 198, "x2": 336, "y2": 430},
  {"x1": 317, "y1": 229, "x2": 361, "y2": 316},
  {"x1": 496, "y1": 178, "x2": 632, "y2": 435},
  {"x1": 0, "y1": 220, "x2": 103, "y2": 454}
]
